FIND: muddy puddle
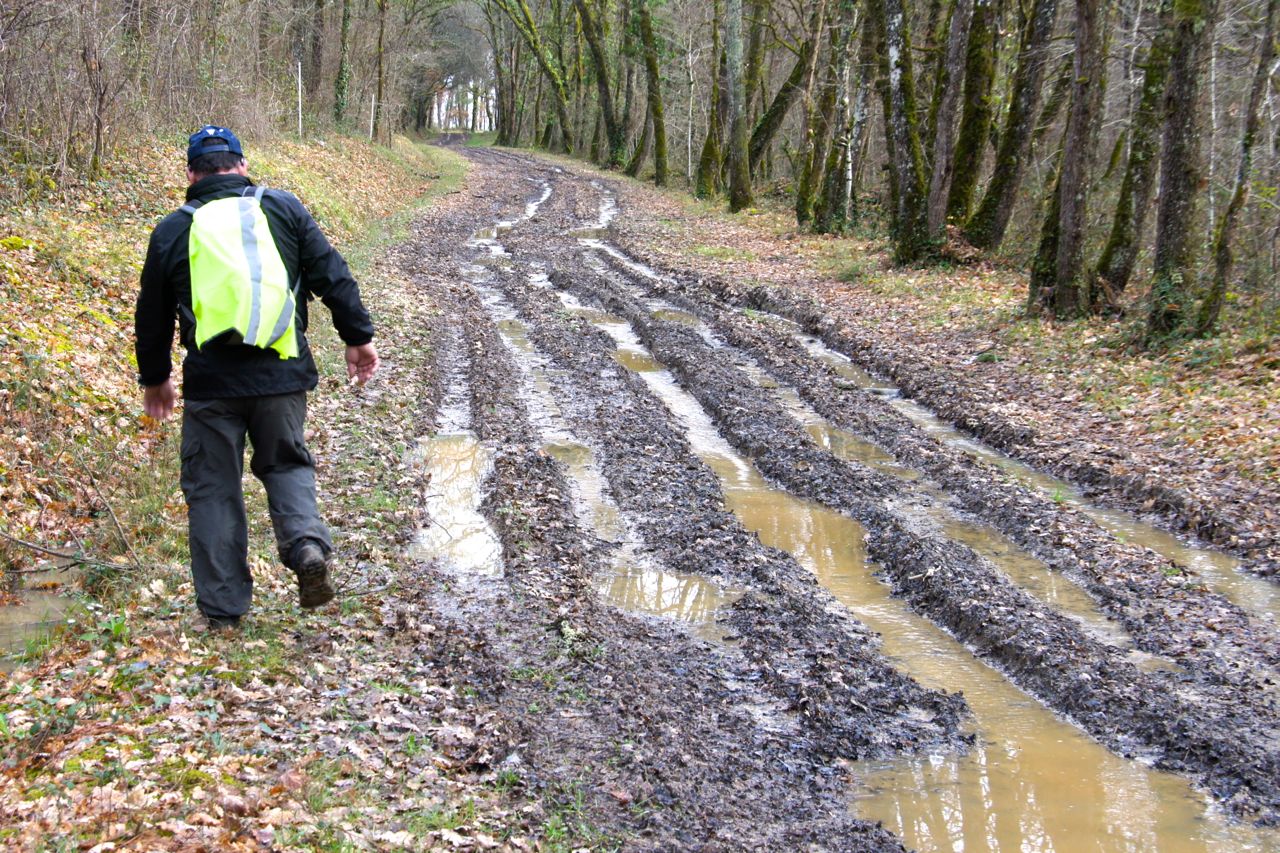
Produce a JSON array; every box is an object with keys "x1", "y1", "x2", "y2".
[
  {"x1": 576, "y1": 234, "x2": 1272, "y2": 619},
  {"x1": 726, "y1": 349, "x2": 1141, "y2": 653},
  {"x1": 569, "y1": 251, "x2": 1151, "y2": 657},
  {"x1": 544, "y1": 440, "x2": 741, "y2": 643},
  {"x1": 407, "y1": 432, "x2": 503, "y2": 577},
  {"x1": 567, "y1": 290, "x2": 1274, "y2": 853}
]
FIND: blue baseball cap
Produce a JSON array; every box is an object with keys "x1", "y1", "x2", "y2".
[{"x1": 187, "y1": 125, "x2": 244, "y2": 164}]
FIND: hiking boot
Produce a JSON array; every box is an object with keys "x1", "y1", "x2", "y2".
[
  {"x1": 196, "y1": 612, "x2": 242, "y2": 632},
  {"x1": 292, "y1": 540, "x2": 335, "y2": 609}
]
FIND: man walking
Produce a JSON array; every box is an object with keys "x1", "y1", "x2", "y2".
[{"x1": 135, "y1": 126, "x2": 379, "y2": 629}]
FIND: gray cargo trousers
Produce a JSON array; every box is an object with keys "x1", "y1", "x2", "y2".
[{"x1": 180, "y1": 391, "x2": 332, "y2": 620}]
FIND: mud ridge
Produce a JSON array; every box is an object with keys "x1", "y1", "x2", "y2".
[
  {"x1": 477, "y1": 256, "x2": 969, "y2": 762},
  {"x1": 548, "y1": 256, "x2": 1280, "y2": 824},
  {"x1": 592, "y1": 250, "x2": 1280, "y2": 691}
]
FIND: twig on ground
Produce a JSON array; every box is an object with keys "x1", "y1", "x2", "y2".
[{"x1": 0, "y1": 529, "x2": 125, "y2": 572}]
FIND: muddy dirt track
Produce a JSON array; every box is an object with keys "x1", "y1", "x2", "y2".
[{"x1": 385, "y1": 146, "x2": 1280, "y2": 850}]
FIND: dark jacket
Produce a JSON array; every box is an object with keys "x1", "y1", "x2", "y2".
[{"x1": 135, "y1": 173, "x2": 374, "y2": 399}]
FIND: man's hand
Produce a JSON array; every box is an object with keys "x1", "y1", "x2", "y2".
[
  {"x1": 143, "y1": 379, "x2": 177, "y2": 421},
  {"x1": 346, "y1": 343, "x2": 380, "y2": 385}
]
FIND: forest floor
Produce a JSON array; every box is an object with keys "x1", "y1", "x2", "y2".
[{"x1": 1, "y1": 140, "x2": 1279, "y2": 850}]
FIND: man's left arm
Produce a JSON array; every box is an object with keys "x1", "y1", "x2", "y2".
[{"x1": 292, "y1": 198, "x2": 379, "y2": 383}]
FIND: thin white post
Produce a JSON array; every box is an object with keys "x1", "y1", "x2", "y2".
[
  {"x1": 296, "y1": 62, "x2": 304, "y2": 139},
  {"x1": 370, "y1": 93, "x2": 376, "y2": 140}
]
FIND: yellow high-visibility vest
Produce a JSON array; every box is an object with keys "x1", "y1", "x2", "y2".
[{"x1": 182, "y1": 185, "x2": 298, "y2": 359}]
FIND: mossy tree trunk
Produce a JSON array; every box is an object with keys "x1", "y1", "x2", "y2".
[
  {"x1": 492, "y1": 0, "x2": 578, "y2": 152},
  {"x1": 573, "y1": 0, "x2": 627, "y2": 166},
  {"x1": 636, "y1": 0, "x2": 669, "y2": 185},
  {"x1": 1095, "y1": 0, "x2": 1174, "y2": 303},
  {"x1": 873, "y1": 0, "x2": 931, "y2": 262},
  {"x1": 695, "y1": 0, "x2": 725, "y2": 197},
  {"x1": 797, "y1": 47, "x2": 840, "y2": 227},
  {"x1": 744, "y1": 0, "x2": 770, "y2": 124},
  {"x1": 726, "y1": 0, "x2": 754, "y2": 211},
  {"x1": 963, "y1": 0, "x2": 1059, "y2": 249},
  {"x1": 944, "y1": 0, "x2": 995, "y2": 223},
  {"x1": 747, "y1": 0, "x2": 828, "y2": 173},
  {"x1": 925, "y1": 0, "x2": 974, "y2": 234},
  {"x1": 625, "y1": 111, "x2": 652, "y2": 175},
  {"x1": 1042, "y1": 0, "x2": 1108, "y2": 317},
  {"x1": 1146, "y1": 0, "x2": 1220, "y2": 341},
  {"x1": 815, "y1": 0, "x2": 860, "y2": 233}
]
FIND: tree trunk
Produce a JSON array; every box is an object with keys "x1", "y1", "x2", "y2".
[
  {"x1": 333, "y1": 0, "x2": 352, "y2": 124},
  {"x1": 944, "y1": 0, "x2": 995, "y2": 223},
  {"x1": 917, "y1": 0, "x2": 951, "y2": 116},
  {"x1": 963, "y1": 0, "x2": 1060, "y2": 249},
  {"x1": 797, "y1": 49, "x2": 839, "y2": 226},
  {"x1": 844, "y1": 25, "x2": 877, "y2": 225},
  {"x1": 1044, "y1": 0, "x2": 1106, "y2": 317},
  {"x1": 726, "y1": 0, "x2": 753, "y2": 211},
  {"x1": 1095, "y1": 0, "x2": 1174, "y2": 302},
  {"x1": 374, "y1": 0, "x2": 387, "y2": 140},
  {"x1": 1195, "y1": 0, "x2": 1277, "y2": 335},
  {"x1": 925, "y1": 0, "x2": 974, "y2": 234},
  {"x1": 696, "y1": 0, "x2": 725, "y2": 197},
  {"x1": 574, "y1": 0, "x2": 626, "y2": 165},
  {"x1": 636, "y1": 0, "x2": 669, "y2": 185},
  {"x1": 625, "y1": 112, "x2": 652, "y2": 175},
  {"x1": 744, "y1": 0, "x2": 770, "y2": 117},
  {"x1": 492, "y1": 0, "x2": 577, "y2": 152},
  {"x1": 306, "y1": 0, "x2": 325, "y2": 101},
  {"x1": 815, "y1": 0, "x2": 859, "y2": 233},
  {"x1": 874, "y1": 0, "x2": 931, "y2": 262},
  {"x1": 1028, "y1": 163, "x2": 1063, "y2": 308},
  {"x1": 1146, "y1": 0, "x2": 1220, "y2": 340}
]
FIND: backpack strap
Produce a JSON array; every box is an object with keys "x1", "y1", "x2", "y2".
[{"x1": 178, "y1": 199, "x2": 204, "y2": 216}]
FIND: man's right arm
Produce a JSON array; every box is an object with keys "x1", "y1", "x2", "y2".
[{"x1": 135, "y1": 224, "x2": 178, "y2": 398}]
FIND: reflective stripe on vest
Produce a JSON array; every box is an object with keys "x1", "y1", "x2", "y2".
[{"x1": 184, "y1": 186, "x2": 299, "y2": 359}]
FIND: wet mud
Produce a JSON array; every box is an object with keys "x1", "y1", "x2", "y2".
[{"x1": 384, "y1": 146, "x2": 1280, "y2": 846}]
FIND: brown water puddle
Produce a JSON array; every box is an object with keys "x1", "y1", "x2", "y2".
[
  {"x1": 579, "y1": 315, "x2": 1273, "y2": 852},
  {"x1": 407, "y1": 433, "x2": 503, "y2": 577},
  {"x1": 544, "y1": 429, "x2": 741, "y2": 644}
]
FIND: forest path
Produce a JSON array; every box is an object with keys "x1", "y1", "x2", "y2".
[{"x1": 391, "y1": 145, "x2": 1280, "y2": 849}]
